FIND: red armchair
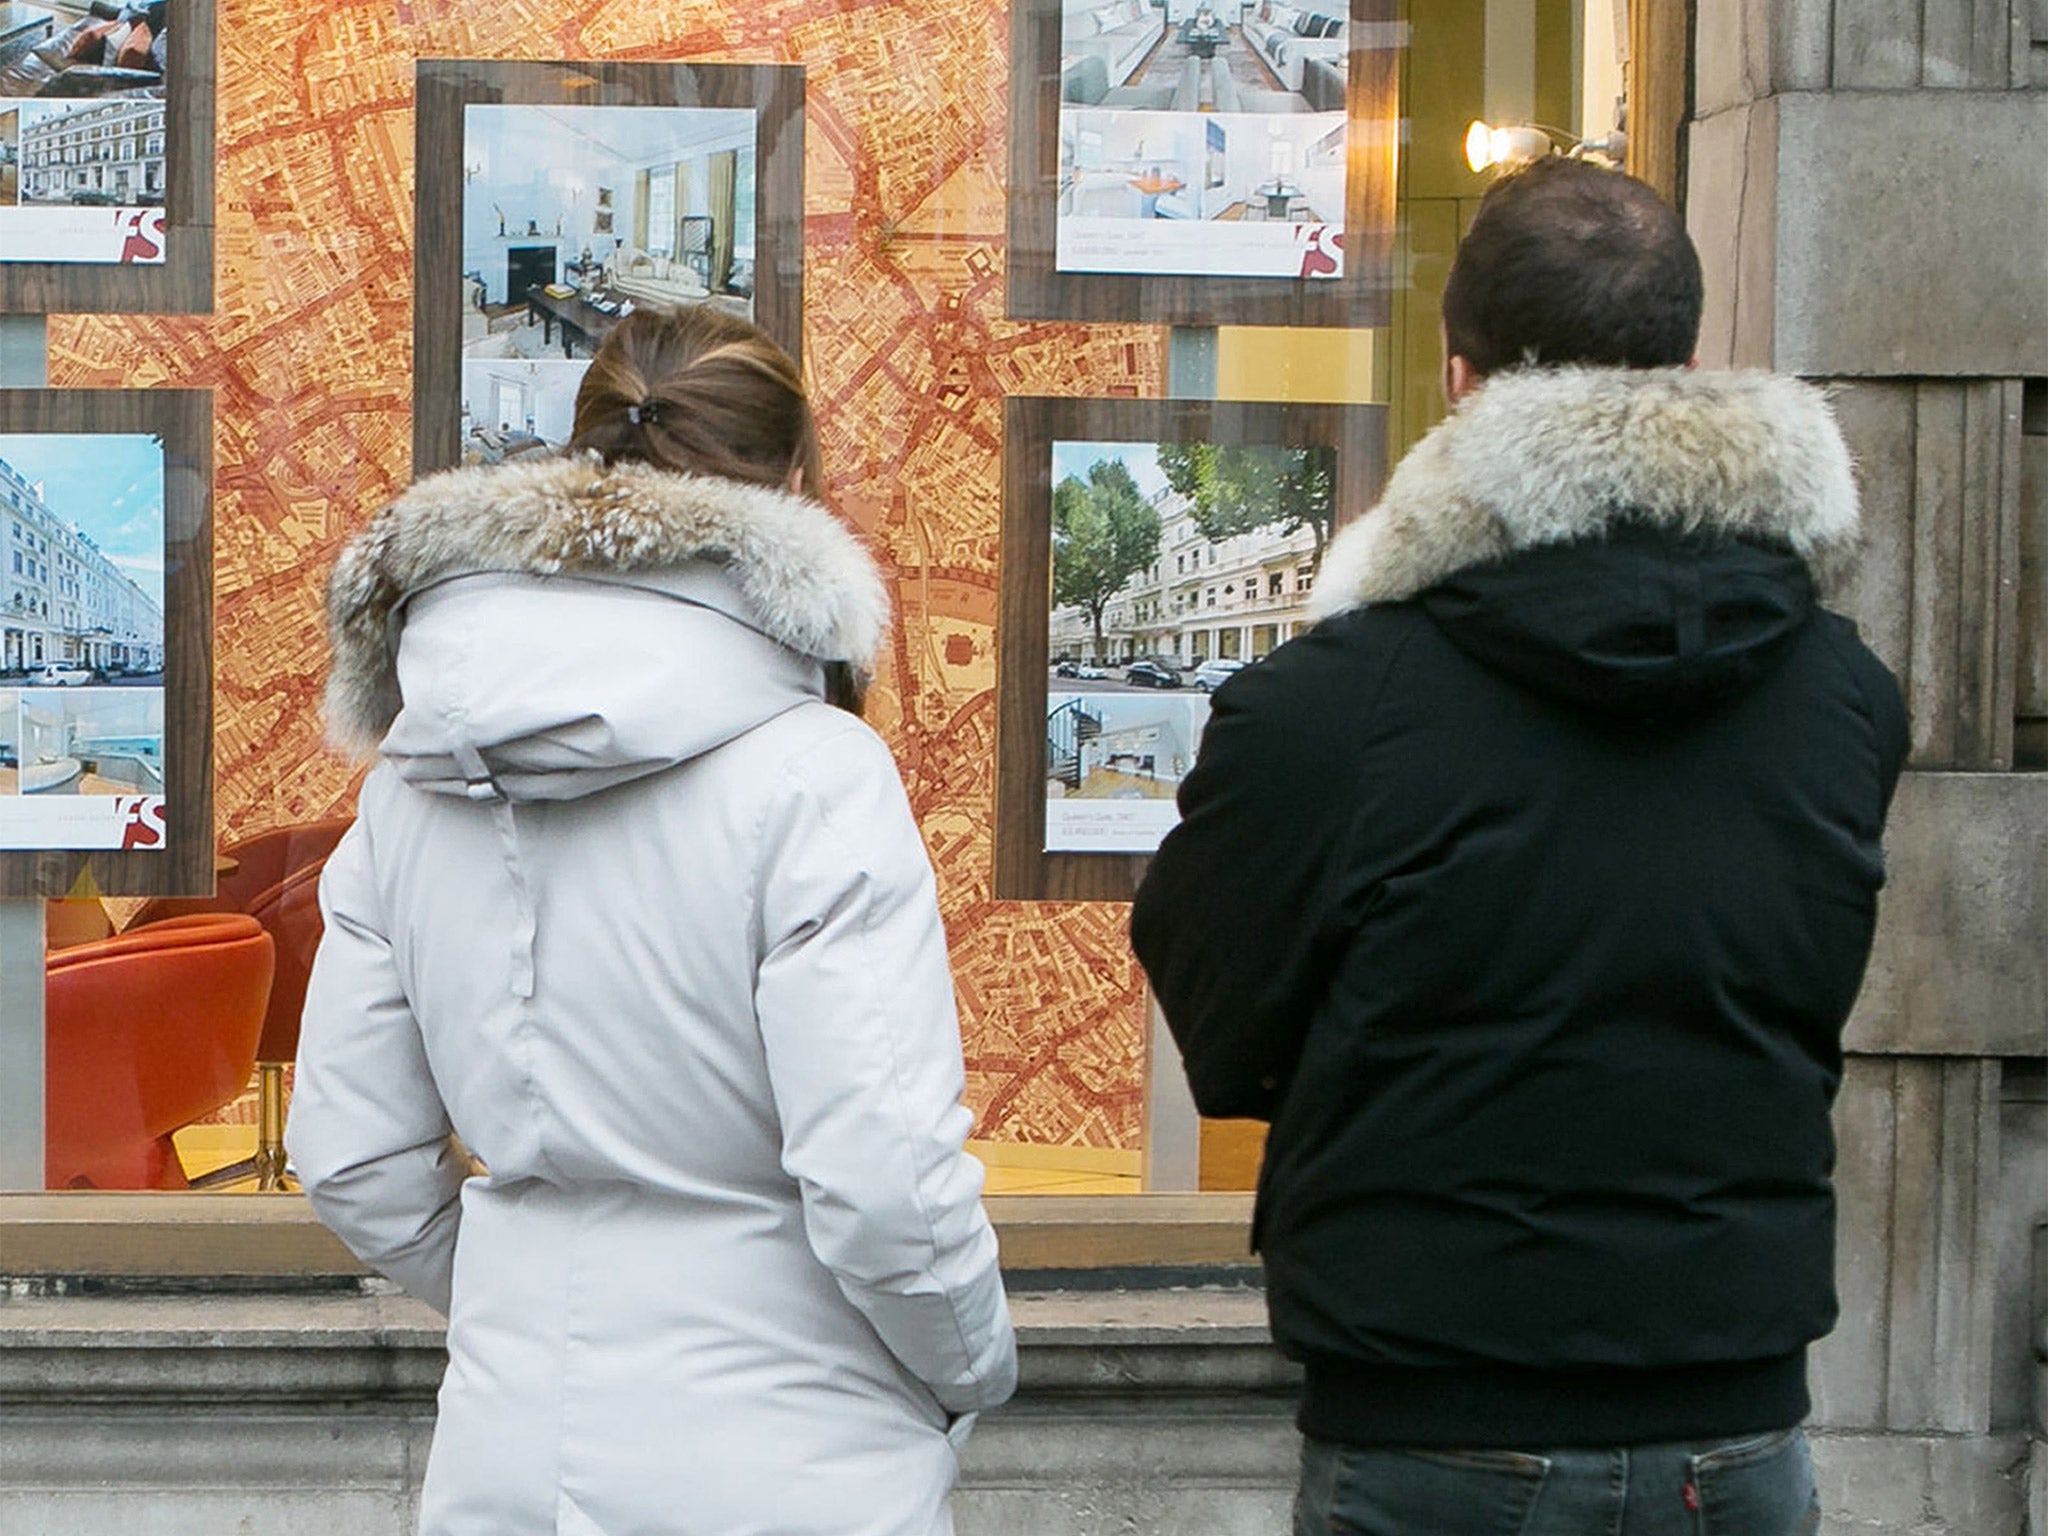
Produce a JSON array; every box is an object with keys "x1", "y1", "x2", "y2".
[
  {"x1": 45, "y1": 914, "x2": 275, "y2": 1190},
  {"x1": 131, "y1": 818, "x2": 351, "y2": 1189}
]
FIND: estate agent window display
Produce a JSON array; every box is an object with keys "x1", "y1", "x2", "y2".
[
  {"x1": 1009, "y1": 0, "x2": 1399, "y2": 326},
  {"x1": 997, "y1": 395, "x2": 1384, "y2": 901},
  {"x1": 0, "y1": 0, "x2": 215, "y2": 315},
  {"x1": 413, "y1": 58, "x2": 804, "y2": 477}
]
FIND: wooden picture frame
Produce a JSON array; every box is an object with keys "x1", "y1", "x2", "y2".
[
  {"x1": 996, "y1": 395, "x2": 1385, "y2": 900},
  {"x1": 0, "y1": 389, "x2": 212, "y2": 898},
  {"x1": 0, "y1": 0, "x2": 216, "y2": 315},
  {"x1": 414, "y1": 59, "x2": 805, "y2": 476},
  {"x1": 1008, "y1": 0, "x2": 1400, "y2": 326}
]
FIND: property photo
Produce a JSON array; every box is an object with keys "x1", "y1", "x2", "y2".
[
  {"x1": 1047, "y1": 436, "x2": 1337, "y2": 675},
  {"x1": 1055, "y1": 0, "x2": 1349, "y2": 278},
  {"x1": 19, "y1": 687, "x2": 163, "y2": 796},
  {"x1": 0, "y1": 432, "x2": 167, "y2": 691},
  {"x1": 460, "y1": 358, "x2": 585, "y2": 466},
  {"x1": 1, "y1": 91, "x2": 168, "y2": 262},
  {"x1": 1044, "y1": 689, "x2": 1210, "y2": 853},
  {"x1": 0, "y1": 2, "x2": 170, "y2": 102},
  {"x1": 0, "y1": 108, "x2": 17, "y2": 204},
  {"x1": 1039, "y1": 432, "x2": 1335, "y2": 853},
  {"x1": 0, "y1": 689, "x2": 17, "y2": 794},
  {"x1": 461, "y1": 103, "x2": 756, "y2": 357}
]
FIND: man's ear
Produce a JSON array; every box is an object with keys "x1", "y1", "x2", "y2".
[{"x1": 1445, "y1": 353, "x2": 1483, "y2": 405}]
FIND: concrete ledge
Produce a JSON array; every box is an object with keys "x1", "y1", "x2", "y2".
[
  {"x1": 0, "y1": 1287, "x2": 1294, "y2": 1405},
  {"x1": 1, "y1": 1292, "x2": 2042, "y2": 1535},
  {"x1": 1848, "y1": 773, "x2": 2048, "y2": 1056}
]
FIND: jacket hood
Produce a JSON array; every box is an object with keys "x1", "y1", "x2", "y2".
[
  {"x1": 1307, "y1": 367, "x2": 1860, "y2": 719},
  {"x1": 325, "y1": 457, "x2": 890, "y2": 797}
]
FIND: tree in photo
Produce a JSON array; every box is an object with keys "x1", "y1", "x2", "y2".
[
  {"x1": 1052, "y1": 457, "x2": 1162, "y2": 659},
  {"x1": 1157, "y1": 443, "x2": 1339, "y2": 573}
]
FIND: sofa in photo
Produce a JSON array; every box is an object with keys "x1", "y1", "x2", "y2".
[
  {"x1": 1061, "y1": 0, "x2": 1167, "y2": 89},
  {"x1": 1241, "y1": 0, "x2": 1349, "y2": 94},
  {"x1": 0, "y1": 3, "x2": 167, "y2": 99},
  {"x1": 1301, "y1": 51, "x2": 1347, "y2": 113}
]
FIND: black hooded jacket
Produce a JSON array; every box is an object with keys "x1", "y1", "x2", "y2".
[{"x1": 1131, "y1": 367, "x2": 1909, "y2": 1449}]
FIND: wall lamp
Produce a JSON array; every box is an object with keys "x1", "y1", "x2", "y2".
[{"x1": 1464, "y1": 119, "x2": 1627, "y2": 174}]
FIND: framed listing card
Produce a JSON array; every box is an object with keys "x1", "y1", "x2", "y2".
[
  {"x1": 414, "y1": 58, "x2": 805, "y2": 476},
  {"x1": 1008, "y1": 0, "x2": 1401, "y2": 326},
  {"x1": 0, "y1": 0, "x2": 216, "y2": 314},
  {"x1": 0, "y1": 389, "x2": 211, "y2": 897},
  {"x1": 996, "y1": 395, "x2": 1384, "y2": 900}
]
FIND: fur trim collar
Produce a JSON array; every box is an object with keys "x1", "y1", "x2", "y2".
[
  {"x1": 326, "y1": 456, "x2": 889, "y2": 753},
  {"x1": 1309, "y1": 368, "x2": 1860, "y2": 622}
]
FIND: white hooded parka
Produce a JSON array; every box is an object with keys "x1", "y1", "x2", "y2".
[{"x1": 286, "y1": 456, "x2": 1017, "y2": 1536}]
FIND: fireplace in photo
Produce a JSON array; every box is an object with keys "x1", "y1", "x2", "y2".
[{"x1": 507, "y1": 245, "x2": 556, "y2": 302}]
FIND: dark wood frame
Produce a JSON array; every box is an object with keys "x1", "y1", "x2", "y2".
[
  {"x1": 0, "y1": 0, "x2": 216, "y2": 315},
  {"x1": 413, "y1": 59, "x2": 805, "y2": 476},
  {"x1": 996, "y1": 396, "x2": 1385, "y2": 900},
  {"x1": 0, "y1": 389, "x2": 212, "y2": 897},
  {"x1": 1008, "y1": 0, "x2": 1400, "y2": 326}
]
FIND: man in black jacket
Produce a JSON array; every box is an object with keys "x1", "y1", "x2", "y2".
[{"x1": 1131, "y1": 159, "x2": 1907, "y2": 1535}]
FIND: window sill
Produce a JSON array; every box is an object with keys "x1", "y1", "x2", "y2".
[{"x1": 0, "y1": 1192, "x2": 1255, "y2": 1279}]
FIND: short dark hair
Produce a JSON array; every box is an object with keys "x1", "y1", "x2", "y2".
[{"x1": 1440, "y1": 158, "x2": 1703, "y2": 376}]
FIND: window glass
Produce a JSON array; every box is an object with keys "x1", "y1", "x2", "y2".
[{"x1": 10, "y1": 1, "x2": 1612, "y2": 1227}]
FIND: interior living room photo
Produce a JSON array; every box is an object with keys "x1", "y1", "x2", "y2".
[
  {"x1": 1055, "y1": 0, "x2": 1349, "y2": 277},
  {"x1": 0, "y1": 1, "x2": 170, "y2": 100},
  {"x1": 1059, "y1": 0, "x2": 1353, "y2": 116},
  {"x1": 458, "y1": 102, "x2": 757, "y2": 463}
]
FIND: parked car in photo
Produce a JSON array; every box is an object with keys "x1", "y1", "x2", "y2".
[
  {"x1": 29, "y1": 662, "x2": 94, "y2": 687},
  {"x1": 1054, "y1": 660, "x2": 1109, "y2": 680},
  {"x1": 1192, "y1": 658, "x2": 1246, "y2": 691},
  {"x1": 1123, "y1": 659, "x2": 1183, "y2": 689}
]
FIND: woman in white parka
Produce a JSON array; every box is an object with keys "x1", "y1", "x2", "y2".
[{"x1": 286, "y1": 308, "x2": 1017, "y2": 1536}]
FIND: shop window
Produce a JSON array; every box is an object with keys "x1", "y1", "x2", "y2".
[{"x1": 1, "y1": 0, "x2": 1626, "y2": 1280}]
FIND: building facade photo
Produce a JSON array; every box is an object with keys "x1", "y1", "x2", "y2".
[{"x1": 16, "y1": 99, "x2": 168, "y2": 208}]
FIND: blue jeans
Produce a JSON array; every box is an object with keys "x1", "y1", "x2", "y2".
[{"x1": 1294, "y1": 1427, "x2": 1819, "y2": 1536}]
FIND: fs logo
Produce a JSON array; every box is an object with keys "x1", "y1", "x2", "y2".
[
  {"x1": 119, "y1": 211, "x2": 166, "y2": 265},
  {"x1": 1294, "y1": 225, "x2": 1344, "y2": 280},
  {"x1": 116, "y1": 798, "x2": 167, "y2": 850}
]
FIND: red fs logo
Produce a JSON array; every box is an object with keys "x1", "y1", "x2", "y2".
[
  {"x1": 119, "y1": 211, "x2": 166, "y2": 264},
  {"x1": 1294, "y1": 225, "x2": 1344, "y2": 280},
  {"x1": 117, "y1": 798, "x2": 167, "y2": 850}
]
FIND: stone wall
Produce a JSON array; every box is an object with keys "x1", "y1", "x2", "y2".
[{"x1": 1691, "y1": 5, "x2": 2048, "y2": 1531}]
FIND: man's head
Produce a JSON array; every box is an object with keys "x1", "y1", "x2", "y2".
[{"x1": 1440, "y1": 158, "x2": 1703, "y2": 400}]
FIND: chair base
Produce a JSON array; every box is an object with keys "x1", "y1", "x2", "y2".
[{"x1": 187, "y1": 1062, "x2": 291, "y2": 1193}]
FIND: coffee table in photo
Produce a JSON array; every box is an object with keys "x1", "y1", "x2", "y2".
[{"x1": 525, "y1": 286, "x2": 625, "y2": 360}]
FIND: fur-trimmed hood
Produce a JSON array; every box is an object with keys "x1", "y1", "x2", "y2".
[
  {"x1": 325, "y1": 456, "x2": 890, "y2": 794},
  {"x1": 1309, "y1": 367, "x2": 1860, "y2": 621},
  {"x1": 1307, "y1": 367, "x2": 1863, "y2": 720}
]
